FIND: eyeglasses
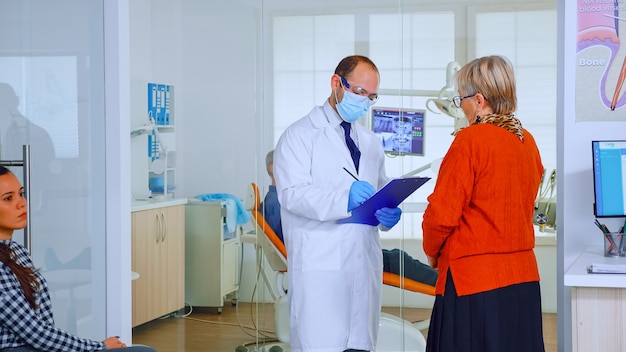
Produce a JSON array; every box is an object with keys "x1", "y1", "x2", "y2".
[
  {"x1": 340, "y1": 76, "x2": 379, "y2": 104},
  {"x1": 452, "y1": 93, "x2": 477, "y2": 108}
]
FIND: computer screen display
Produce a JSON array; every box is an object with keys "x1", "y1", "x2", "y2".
[
  {"x1": 592, "y1": 140, "x2": 626, "y2": 217},
  {"x1": 371, "y1": 107, "x2": 425, "y2": 156}
]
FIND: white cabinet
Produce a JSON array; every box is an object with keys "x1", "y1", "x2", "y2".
[
  {"x1": 565, "y1": 248, "x2": 626, "y2": 351},
  {"x1": 185, "y1": 201, "x2": 241, "y2": 312},
  {"x1": 571, "y1": 286, "x2": 626, "y2": 351},
  {"x1": 131, "y1": 203, "x2": 185, "y2": 327}
]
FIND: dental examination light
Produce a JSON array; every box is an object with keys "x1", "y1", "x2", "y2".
[
  {"x1": 398, "y1": 158, "x2": 443, "y2": 214},
  {"x1": 425, "y1": 61, "x2": 468, "y2": 131},
  {"x1": 374, "y1": 60, "x2": 465, "y2": 132},
  {"x1": 394, "y1": 62, "x2": 456, "y2": 177},
  {"x1": 369, "y1": 62, "x2": 461, "y2": 214},
  {"x1": 401, "y1": 157, "x2": 442, "y2": 178}
]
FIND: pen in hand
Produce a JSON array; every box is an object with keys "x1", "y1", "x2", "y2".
[{"x1": 343, "y1": 167, "x2": 359, "y2": 181}]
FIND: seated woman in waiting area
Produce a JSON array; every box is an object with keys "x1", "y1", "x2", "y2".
[{"x1": 0, "y1": 165, "x2": 156, "y2": 351}]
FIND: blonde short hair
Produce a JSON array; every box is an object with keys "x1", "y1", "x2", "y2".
[{"x1": 455, "y1": 55, "x2": 517, "y2": 114}]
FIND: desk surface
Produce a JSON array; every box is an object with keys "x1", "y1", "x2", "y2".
[
  {"x1": 564, "y1": 246, "x2": 626, "y2": 288},
  {"x1": 131, "y1": 197, "x2": 188, "y2": 212}
]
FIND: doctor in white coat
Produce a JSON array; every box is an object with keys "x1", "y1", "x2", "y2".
[{"x1": 274, "y1": 55, "x2": 403, "y2": 352}]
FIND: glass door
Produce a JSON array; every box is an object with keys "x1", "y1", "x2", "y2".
[{"x1": 0, "y1": 0, "x2": 107, "y2": 339}]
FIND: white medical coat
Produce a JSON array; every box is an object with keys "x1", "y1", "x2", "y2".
[{"x1": 274, "y1": 101, "x2": 388, "y2": 352}]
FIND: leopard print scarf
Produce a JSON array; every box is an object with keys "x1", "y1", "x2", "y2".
[{"x1": 454, "y1": 113, "x2": 524, "y2": 141}]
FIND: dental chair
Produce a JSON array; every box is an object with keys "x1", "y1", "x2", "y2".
[
  {"x1": 245, "y1": 182, "x2": 434, "y2": 352},
  {"x1": 244, "y1": 182, "x2": 290, "y2": 351}
]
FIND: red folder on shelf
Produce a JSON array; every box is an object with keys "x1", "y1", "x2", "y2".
[{"x1": 337, "y1": 177, "x2": 431, "y2": 226}]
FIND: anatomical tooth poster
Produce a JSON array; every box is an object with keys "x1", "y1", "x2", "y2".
[{"x1": 577, "y1": 0, "x2": 626, "y2": 121}]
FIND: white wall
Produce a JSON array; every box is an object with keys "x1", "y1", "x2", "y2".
[
  {"x1": 558, "y1": 2, "x2": 626, "y2": 351},
  {"x1": 129, "y1": 1, "x2": 263, "y2": 201},
  {"x1": 105, "y1": 0, "x2": 133, "y2": 341},
  {"x1": 178, "y1": 0, "x2": 261, "y2": 199},
  {"x1": 129, "y1": 0, "x2": 184, "y2": 199},
  {"x1": 129, "y1": 0, "x2": 267, "y2": 310}
]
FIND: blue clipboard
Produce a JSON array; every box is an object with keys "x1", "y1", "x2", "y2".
[{"x1": 337, "y1": 177, "x2": 431, "y2": 226}]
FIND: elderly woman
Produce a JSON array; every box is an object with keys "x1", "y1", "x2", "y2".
[{"x1": 422, "y1": 55, "x2": 545, "y2": 352}]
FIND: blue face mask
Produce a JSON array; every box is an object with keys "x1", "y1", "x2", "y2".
[{"x1": 336, "y1": 89, "x2": 371, "y2": 123}]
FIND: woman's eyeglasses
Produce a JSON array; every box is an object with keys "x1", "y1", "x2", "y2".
[{"x1": 452, "y1": 93, "x2": 477, "y2": 108}]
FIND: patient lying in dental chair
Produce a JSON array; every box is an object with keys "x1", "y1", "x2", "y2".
[{"x1": 263, "y1": 150, "x2": 437, "y2": 286}]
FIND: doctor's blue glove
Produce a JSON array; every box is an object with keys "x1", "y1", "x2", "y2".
[
  {"x1": 348, "y1": 181, "x2": 376, "y2": 212},
  {"x1": 375, "y1": 207, "x2": 402, "y2": 228}
]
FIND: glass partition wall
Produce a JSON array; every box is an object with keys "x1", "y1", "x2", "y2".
[
  {"x1": 249, "y1": 0, "x2": 557, "y2": 351},
  {"x1": 127, "y1": 0, "x2": 557, "y2": 350},
  {"x1": 0, "y1": 0, "x2": 108, "y2": 340}
]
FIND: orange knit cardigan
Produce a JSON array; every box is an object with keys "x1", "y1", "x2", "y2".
[{"x1": 422, "y1": 123, "x2": 544, "y2": 296}]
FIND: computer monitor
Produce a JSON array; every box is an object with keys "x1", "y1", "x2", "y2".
[
  {"x1": 371, "y1": 106, "x2": 425, "y2": 156},
  {"x1": 592, "y1": 140, "x2": 626, "y2": 217}
]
